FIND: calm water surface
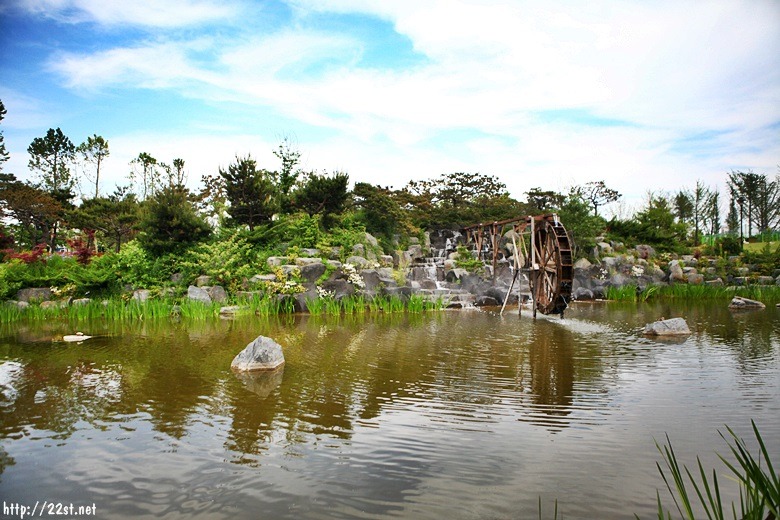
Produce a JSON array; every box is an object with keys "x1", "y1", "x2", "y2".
[{"x1": 0, "y1": 303, "x2": 778, "y2": 519}]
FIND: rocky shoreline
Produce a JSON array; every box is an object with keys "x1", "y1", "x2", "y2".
[{"x1": 6, "y1": 232, "x2": 780, "y2": 312}]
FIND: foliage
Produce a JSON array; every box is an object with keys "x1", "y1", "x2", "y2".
[
  {"x1": 573, "y1": 180, "x2": 621, "y2": 217},
  {"x1": 557, "y1": 192, "x2": 605, "y2": 258},
  {"x1": 286, "y1": 213, "x2": 321, "y2": 249},
  {"x1": 292, "y1": 171, "x2": 350, "y2": 229},
  {"x1": 113, "y1": 240, "x2": 177, "y2": 288},
  {"x1": 272, "y1": 137, "x2": 301, "y2": 211},
  {"x1": 137, "y1": 185, "x2": 211, "y2": 257},
  {"x1": 179, "y1": 230, "x2": 259, "y2": 291},
  {"x1": 0, "y1": 99, "x2": 9, "y2": 170},
  {"x1": 607, "y1": 194, "x2": 687, "y2": 253},
  {"x1": 27, "y1": 127, "x2": 76, "y2": 205},
  {"x1": 77, "y1": 134, "x2": 109, "y2": 198},
  {"x1": 218, "y1": 154, "x2": 278, "y2": 230},
  {"x1": 405, "y1": 171, "x2": 516, "y2": 227},
  {"x1": 455, "y1": 245, "x2": 484, "y2": 273},
  {"x1": 69, "y1": 188, "x2": 140, "y2": 252},
  {"x1": 728, "y1": 170, "x2": 780, "y2": 237},
  {"x1": 648, "y1": 421, "x2": 778, "y2": 520},
  {"x1": 353, "y1": 182, "x2": 412, "y2": 245},
  {"x1": 0, "y1": 176, "x2": 63, "y2": 249},
  {"x1": 741, "y1": 242, "x2": 780, "y2": 274},
  {"x1": 526, "y1": 187, "x2": 566, "y2": 214},
  {"x1": 129, "y1": 152, "x2": 161, "y2": 200}
]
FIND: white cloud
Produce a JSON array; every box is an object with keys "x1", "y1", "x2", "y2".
[
  {"x1": 27, "y1": 0, "x2": 780, "y2": 207},
  {"x1": 18, "y1": 0, "x2": 238, "y2": 27}
]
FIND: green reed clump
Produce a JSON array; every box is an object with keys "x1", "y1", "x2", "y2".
[{"x1": 645, "y1": 421, "x2": 778, "y2": 520}]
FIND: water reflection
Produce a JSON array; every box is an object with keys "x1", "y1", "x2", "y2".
[{"x1": 0, "y1": 305, "x2": 777, "y2": 519}]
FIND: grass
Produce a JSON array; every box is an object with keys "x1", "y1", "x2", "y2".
[
  {"x1": 645, "y1": 421, "x2": 778, "y2": 520},
  {"x1": 743, "y1": 240, "x2": 779, "y2": 253},
  {"x1": 604, "y1": 284, "x2": 780, "y2": 304}
]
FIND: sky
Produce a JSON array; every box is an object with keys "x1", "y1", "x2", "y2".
[{"x1": 1, "y1": 0, "x2": 779, "y2": 213}]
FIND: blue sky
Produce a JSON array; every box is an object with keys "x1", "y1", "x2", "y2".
[{"x1": 1, "y1": 0, "x2": 778, "y2": 212}]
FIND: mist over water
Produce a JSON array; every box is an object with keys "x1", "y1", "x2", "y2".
[{"x1": 1, "y1": 303, "x2": 778, "y2": 519}]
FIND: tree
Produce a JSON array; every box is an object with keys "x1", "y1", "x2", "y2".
[
  {"x1": 137, "y1": 185, "x2": 211, "y2": 256},
  {"x1": 0, "y1": 100, "x2": 9, "y2": 171},
  {"x1": 273, "y1": 137, "x2": 301, "y2": 208},
  {"x1": 525, "y1": 187, "x2": 565, "y2": 214},
  {"x1": 77, "y1": 134, "x2": 109, "y2": 198},
  {"x1": 218, "y1": 155, "x2": 277, "y2": 230},
  {"x1": 27, "y1": 127, "x2": 76, "y2": 203},
  {"x1": 405, "y1": 171, "x2": 510, "y2": 227},
  {"x1": 557, "y1": 191, "x2": 605, "y2": 258},
  {"x1": 353, "y1": 182, "x2": 411, "y2": 241},
  {"x1": 69, "y1": 187, "x2": 140, "y2": 252},
  {"x1": 0, "y1": 174, "x2": 63, "y2": 249},
  {"x1": 726, "y1": 170, "x2": 779, "y2": 238},
  {"x1": 171, "y1": 158, "x2": 186, "y2": 187},
  {"x1": 574, "y1": 180, "x2": 621, "y2": 217},
  {"x1": 130, "y1": 152, "x2": 161, "y2": 200},
  {"x1": 673, "y1": 191, "x2": 693, "y2": 224},
  {"x1": 292, "y1": 171, "x2": 349, "y2": 228}
]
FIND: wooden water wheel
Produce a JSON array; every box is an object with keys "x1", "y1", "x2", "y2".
[{"x1": 529, "y1": 216, "x2": 573, "y2": 317}]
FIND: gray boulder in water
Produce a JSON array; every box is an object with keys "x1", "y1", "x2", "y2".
[
  {"x1": 728, "y1": 297, "x2": 765, "y2": 310},
  {"x1": 643, "y1": 317, "x2": 691, "y2": 336},
  {"x1": 231, "y1": 336, "x2": 285, "y2": 372}
]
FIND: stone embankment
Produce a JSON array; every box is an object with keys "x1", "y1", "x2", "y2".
[
  {"x1": 5, "y1": 232, "x2": 779, "y2": 312},
  {"x1": 571, "y1": 241, "x2": 780, "y2": 300}
]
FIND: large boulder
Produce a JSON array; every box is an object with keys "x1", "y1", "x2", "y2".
[
  {"x1": 195, "y1": 275, "x2": 212, "y2": 287},
  {"x1": 16, "y1": 288, "x2": 53, "y2": 303},
  {"x1": 728, "y1": 297, "x2": 765, "y2": 310},
  {"x1": 187, "y1": 285, "x2": 212, "y2": 304},
  {"x1": 299, "y1": 262, "x2": 326, "y2": 284},
  {"x1": 208, "y1": 285, "x2": 228, "y2": 303},
  {"x1": 644, "y1": 317, "x2": 691, "y2": 336},
  {"x1": 231, "y1": 336, "x2": 285, "y2": 372},
  {"x1": 133, "y1": 289, "x2": 151, "y2": 302}
]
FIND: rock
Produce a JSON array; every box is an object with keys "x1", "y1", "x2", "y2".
[
  {"x1": 170, "y1": 272, "x2": 183, "y2": 284},
  {"x1": 299, "y1": 248, "x2": 320, "y2": 257},
  {"x1": 352, "y1": 243, "x2": 365, "y2": 256},
  {"x1": 326, "y1": 260, "x2": 342, "y2": 270},
  {"x1": 250, "y1": 274, "x2": 277, "y2": 284},
  {"x1": 345, "y1": 255, "x2": 370, "y2": 269},
  {"x1": 16, "y1": 288, "x2": 53, "y2": 303},
  {"x1": 231, "y1": 336, "x2": 285, "y2": 372},
  {"x1": 208, "y1": 285, "x2": 228, "y2": 303},
  {"x1": 728, "y1": 297, "x2": 766, "y2": 310},
  {"x1": 475, "y1": 295, "x2": 500, "y2": 307},
  {"x1": 573, "y1": 287, "x2": 595, "y2": 300},
  {"x1": 668, "y1": 260, "x2": 685, "y2": 283},
  {"x1": 407, "y1": 244, "x2": 424, "y2": 261},
  {"x1": 40, "y1": 300, "x2": 59, "y2": 310},
  {"x1": 187, "y1": 285, "x2": 212, "y2": 304},
  {"x1": 195, "y1": 275, "x2": 212, "y2": 287},
  {"x1": 220, "y1": 305, "x2": 246, "y2": 316},
  {"x1": 299, "y1": 262, "x2": 326, "y2": 284},
  {"x1": 776, "y1": 275, "x2": 780, "y2": 286},
  {"x1": 445, "y1": 268, "x2": 469, "y2": 283},
  {"x1": 280, "y1": 265, "x2": 298, "y2": 277},
  {"x1": 644, "y1": 317, "x2": 691, "y2": 336},
  {"x1": 71, "y1": 298, "x2": 91, "y2": 306},
  {"x1": 266, "y1": 256, "x2": 290, "y2": 267},
  {"x1": 133, "y1": 289, "x2": 151, "y2": 302},
  {"x1": 364, "y1": 232, "x2": 379, "y2": 248},
  {"x1": 706, "y1": 278, "x2": 724, "y2": 287},
  {"x1": 635, "y1": 244, "x2": 655, "y2": 259},
  {"x1": 379, "y1": 255, "x2": 394, "y2": 267},
  {"x1": 295, "y1": 257, "x2": 323, "y2": 267},
  {"x1": 756, "y1": 276, "x2": 774, "y2": 285},
  {"x1": 321, "y1": 279, "x2": 355, "y2": 299},
  {"x1": 686, "y1": 274, "x2": 704, "y2": 285},
  {"x1": 6, "y1": 300, "x2": 29, "y2": 310},
  {"x1": 63, "y1": 332, "x2": 92, "y2": 342},
  {"x1": 597, "y1": 242, "x2": 613, "y2": 255},
  {"x1": 574, "y1": 258, "x2": 592, "y2": 269}
]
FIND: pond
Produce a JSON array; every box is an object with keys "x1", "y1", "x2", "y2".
[{"x1": 0, "y1": 302, "x2": 778, "y2": 519}]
